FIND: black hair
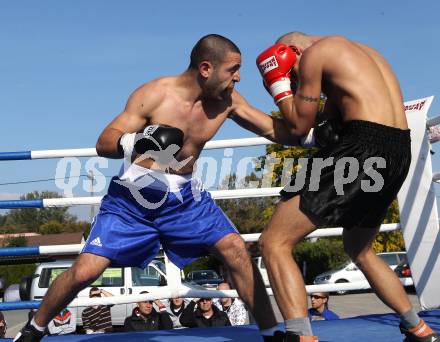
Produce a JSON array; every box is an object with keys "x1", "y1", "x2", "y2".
[{"x1": 189, "y1": 34, "x2": 240, "y2": 69}]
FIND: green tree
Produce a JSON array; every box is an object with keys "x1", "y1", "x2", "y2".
[
  {"x1": 294, "y1": 238, "x2": 348, "y2": 284},
  {"x1": 3, "y1": 191, "x2": 73, "y2": 233},
  {"x1": 373, "y1": 199, "x2": 405, "y2": 252},
  {"x1": 0, "y1": 235, "x2": 35, "y2": 285},
  {"x1": 217, "y1": 196, "x2": 275, "y2": 234},
  {"x1": 5, "y1": 235, "x2": 27, "y2": 247},
  {"x1": 39, "y1": 220, "x2": 63, "y2": 235},
  {"x1": 0, "y1": 264, "x2": 36, "y2": 285},
  {"x1": 63, "y1": 220, "x2": 92, "y2": 237},
  {"x1": 183, "y1": 256, "x2": 221, "y2": 276},
  {"x1": 217, "y1": 173, "x2": 276, "y2": 234},
  {"x1": 0, "y1": 214, "x2": 6, "y2": 226}
]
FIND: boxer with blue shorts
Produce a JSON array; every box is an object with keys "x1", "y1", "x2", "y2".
[{"x1": 17, "y1": 34, "x2": 302, "y2": 342}]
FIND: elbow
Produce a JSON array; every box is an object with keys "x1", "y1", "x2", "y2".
[
  {"x1": 95, "y1": 139, "x2": 105, "y2": 157},
  {"x1": 95, "y1": 135, "x2": 119, "y2": 158}
]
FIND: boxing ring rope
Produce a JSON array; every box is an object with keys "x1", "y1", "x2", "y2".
[
  {"x1": 0, "y1": 96, "x2": 439, "y2": 313},
  {"x1": 0, "y1": 137, "x2": 273, "y2": 161},
  {"x1": 0, "y1": 223, "x2": 401, "y2": 258},
  {"x1": 1, "y1": 111, "x2": 438, "y2": 161},
  {"x1": 0, "y1": 187, "x2": 285, "y2": 209},
  {"x1": 0, "y1": 282, "x2": 378, "y2": 311}
]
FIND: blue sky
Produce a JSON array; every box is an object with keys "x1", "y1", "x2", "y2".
[{"x1": 1, "y1": 0, "x2": 439, "y2": 221}]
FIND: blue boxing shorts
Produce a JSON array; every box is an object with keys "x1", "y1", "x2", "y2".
[{"x1": 82, "y1": 164, "x2": 238, "y2": 268}]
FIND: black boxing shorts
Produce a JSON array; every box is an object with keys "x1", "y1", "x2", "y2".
[{"x1": 280, "y1": 120, "x2": 411, "y2": 229}]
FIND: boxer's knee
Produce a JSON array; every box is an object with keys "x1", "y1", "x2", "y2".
[
  {"x1": 215, "y1": 234, "x2": 250, "y2": 268},
  {"x1": 259, "y1": 230, "x2": 295, "y2": 259},
  {"x1": 68, "y1": 264, "x2": 100, "y2": 287},
  {"x1": 69, "y1": 254, "x2": 109, "y2": 287}
]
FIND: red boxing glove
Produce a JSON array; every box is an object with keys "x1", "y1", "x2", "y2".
[{"x1": 256, "y1": 43, "x2": 297, "y2": 103}]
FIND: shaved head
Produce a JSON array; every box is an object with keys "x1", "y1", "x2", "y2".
[
  {"x1": 276, "y1": 31, "x2": 309, "y2": 48},
  {"x1": 189, "y1": 34, "x2": 241, "y2": 69}
]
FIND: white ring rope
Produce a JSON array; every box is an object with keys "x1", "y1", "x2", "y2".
[
  {"x1": 34, "y1": 223, "x2": 400, "y2": 256},
  {"x1": 66, "y1": 279, "x2": 413, "y2": 308},
  {"x1": 27, "y1": 137, "x2": 274, "y2": 160}
]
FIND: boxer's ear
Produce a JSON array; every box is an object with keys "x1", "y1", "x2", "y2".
[{"x1": 199, "y1": 61, "x2": 213, "y2": 78}]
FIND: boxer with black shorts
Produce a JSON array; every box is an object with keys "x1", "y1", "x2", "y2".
[
  {"x1": 15, "y1": 34, "x2": 300, "y2": 342},
  {"x1": 257, "y1": 32, "x2": 438, "y2": 341}
]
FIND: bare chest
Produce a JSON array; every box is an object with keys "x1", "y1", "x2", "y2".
[{"x1": 151, "y1": 104, "x2": 229, "y2": 149}]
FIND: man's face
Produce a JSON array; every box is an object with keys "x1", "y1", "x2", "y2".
[
  {"x1": 218, "y1": 283, "x2": 232, "y2": 305},
  {"x1": 203, "y1": 51, "x2": 241, "y2": 100},
  {"x1": 172, "y1": 298, "x2": 183, "y2": 307},
  {"x1": 310, "y1": 294, "x2": 327, "y2": 310},
  {"x1": 138, "y1": 300, "x2": 153, "y2": 316},
  {"x1": 198, "y1": 298, "x2": 213, "y2": 313}
]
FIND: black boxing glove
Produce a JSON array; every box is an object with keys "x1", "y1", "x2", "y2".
[
  {"x1": 314, "y1": 120, "x2": 342, "y2": 148},
  {"x1": 118, "y1": 124, "x2": 184, "y2": 158}
]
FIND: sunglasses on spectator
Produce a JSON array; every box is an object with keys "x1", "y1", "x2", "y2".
[
  {"x1": 199, "y1": 298, "x2": 212, "y2": 302},
  {"x1": 310, "y1": 295, "x2": 327, "y2": 300}
]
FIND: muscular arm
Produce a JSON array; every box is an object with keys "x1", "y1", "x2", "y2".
[
  {"x1": 277, "y1": 48, "x2": 323, "y2": 136},
  {"x1": 95, "y1": 82, "x2": 163, "y2": 158},
  {"x1": 229, "y1": 91, "x2": 300, "y2": 145}
]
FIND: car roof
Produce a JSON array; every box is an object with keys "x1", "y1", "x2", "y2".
[
  {"x1": 377, "y1": 251, "x2": 406, "y2": 255},
  {"x1": 36, "y1": 260, "x2": 161, "y2": 268},
  {"x1": 189, "y1": 270, "x2": 217, "y2": 274},
  {"x1": 36, "y1": 260, "x2": 74, "y2": 267}
]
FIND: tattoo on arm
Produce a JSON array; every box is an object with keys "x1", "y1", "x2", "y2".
[{"x1": 297, "y1": 94, "x2": 319, "y2": 103}]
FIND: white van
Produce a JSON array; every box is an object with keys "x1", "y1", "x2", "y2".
[
  {"x1": 313, "y1": 251, "x2": 407, "y2": 294},
  {"x1": 20, "y1": 260, "x2": 167, "y2": 326}
]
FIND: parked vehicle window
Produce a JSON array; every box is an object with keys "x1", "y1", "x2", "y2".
[
  {"x1": 92, "y1": 268, "x2": 124, "y2": 287},
  {"x1": 39, "y1": 268, "x2": 68, "y2": 288},
  {"x1": 398, "y1": 253, "x2": 408, "y2": 264},
  {"x1": 379, "y1": 254, "x2": 399, "y2": 266},
  {"x1": 132, "y1": 266, "x2": 162, "y2": 286},
  {"x1": 38, "y1": 267, "x2": 124, "y2": 288},
  {"x1": 189, "y1": 270, "x2": 219, "y2": 280}
]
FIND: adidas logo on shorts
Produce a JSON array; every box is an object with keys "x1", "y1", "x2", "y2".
[{"x1": 90, "y1": 237, "x2": 103, "y2": 247}]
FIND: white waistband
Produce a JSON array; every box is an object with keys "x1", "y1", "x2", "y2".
[{"x1": 118, "y1": 163, "x2": 195, "y2": 192}]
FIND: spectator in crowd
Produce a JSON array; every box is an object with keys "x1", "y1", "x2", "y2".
[
  {"x1": 215, "y1": 282, "x2": 247, "y2": 325},
  {"x1": 0, "y1": 311, "x2": 7, "y2": 338},
  {"x1": 47, "y1": 308, "x2": 77, "y2": 335},
  {"x1": 308, "y1": 292, "x2": 340, "y2": 321},
  {"x1": 124, "y1": 291, "x2": 172, "y2": 331},
  {"x1": 82, "y1": 287, "x2": 114, "y2": 334},
  {"x1": 180, "y1": 297, "x2": 231, "y2": 328},
  {"x1": 165, "y1": 298, "x2": 189, "y2": 329}
]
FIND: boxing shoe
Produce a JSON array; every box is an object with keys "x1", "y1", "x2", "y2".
[
  {"x1": 285, "y1": 331, "x2": 319, "y2": 342},
  {"x1": 13, "y1": 321, "x2": 45, "y2": 342},
  {"x1": 400, "y1": 319, "x2": 439, "y2": 341},
  {"x1": 263, "y1": 331, "x2": 286, "y2": 341}
]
